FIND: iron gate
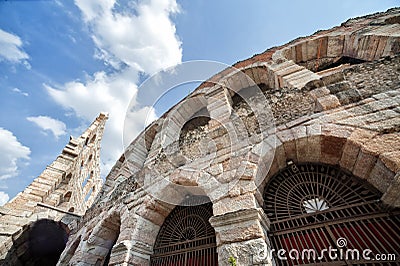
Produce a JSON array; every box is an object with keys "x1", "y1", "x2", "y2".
[
  {"x1": 264, "y1": 163, "x2": 400, "y2": 265},
  {"x1": 150, "y1": 202, "x2": 218, "y2": 266}
]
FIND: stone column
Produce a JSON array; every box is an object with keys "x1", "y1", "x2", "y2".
[
  {"x1": 210, "y1": 207, "x2": 273, "y2": 266},
  {"x1": 110, "y1": 215, "x2": 158, "y2": 265},
  {"x1": 109, "y1": 240, "x2": 152, "y2": 265}
]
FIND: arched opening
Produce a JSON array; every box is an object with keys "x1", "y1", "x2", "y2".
[
  {"x1": 179, "y1": 110, "x2": 211, "y2": 161},
  {"x1": 62, "y1": 173, "x2": 72, "y2": 185},
  {"x1": 145, "y1": 123, "x2": 158, "y2": 152},
  {"x1": 82, "y1": 171, "x2": 93, "y2": 187},
  {"x1": 58, "y1": 235, "x2": 81, "y2": 265},
  {"x1": 263, "y1": 162, "x2": 400, "y2": 265},
  {"x1": 231, "y1": 87, "x2": 267, "y2": 136},
  {"x1": 3, "y1": 219, "x2": 69, "y2": 265},
  {"x1": 90, "y1": 134, "x2": 97, "y2": 144},
  {"x1": 85, "y1": 187, "x2": 93, "y2": 202},
  {"x1": 150, "y1": 202, "x2": 218, "y2": 265},
  {"x1": 58, "y1": 191, "x2": 72, "y2": 210},
  {"x1": 63, "y1": 191, "x2": 72, "y2": 202},
  {"x1": 86, "y1": 213, "x2": 121, "y2": 265}
]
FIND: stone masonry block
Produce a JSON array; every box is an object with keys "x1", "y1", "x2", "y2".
[
  {"x1": 213, "y1": 193, "x2": 257, "y2": 216},
  {"x1": 315, "y1": 94, "x2": 341, "y2": 112},
  {"x1": 353, "y1": 149, "x2": 378, "y2": 179},
  {"x1": 367, "y1": 159, "x2": 395, "y2": 193}
]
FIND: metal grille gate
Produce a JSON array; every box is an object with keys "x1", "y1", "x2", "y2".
[
  {"x1": 150, "y1": 202, "x2": 218, "y2": 265},
  {"x1": 264, "y1": 163, "x2": 400, "y2": 265}
]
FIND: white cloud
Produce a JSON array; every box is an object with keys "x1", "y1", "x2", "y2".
[
  {"x1": 0, "y1": 28, "x2": 29, "y2": 64},
  {"x1": 0, "y1": 191, "x2": 9, "y2": 206},
  {"x1": 46, "y1": 69, "x2": 152, "y2": 174},
  {"x1": 27, "y1": 116, "x2": 67, "y2": 139},
  {"x1": 0, "y1": 128, "x2": 31, "y2": 180},
  {"x1": 47, "y1": 0, "x2": 182, "y2": 175},
  {"x1": 75, "y1": 0, "x2": 182, "y2": 74},
  {"x1": 12, "y1": 87, "x2": 29, "y2": 97}
]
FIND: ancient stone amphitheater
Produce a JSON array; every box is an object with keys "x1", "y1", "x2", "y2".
[{"x1": 1, "y1": 8, "x2": 400, "y2": 266}]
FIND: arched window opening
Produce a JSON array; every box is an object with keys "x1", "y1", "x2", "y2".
[
  {"x1": 82, "y1": 171, "x2": 93, "y2": 187},
  {"x1": 231, "y1": 88, "x2": 262, "y2": 136},
  {"x1": 145, "y1": 123, "x2": 158, "y2": 152},
  {"x1": 62, "y1": 173, "x2": 72, "y2": 185},
  {"x1": 311, "y1": 56, "x2": 365, "y2": 73},
  {"x1": 178, "y1": 109, "x2": 212, "y2": 161},
  {"x1": 85, "y1": 187, "x2": 93, "y2": 202},
  {"x1": 263, "y1": 163, "x2": 400, "y2": 265},
  {"x1": 63, "y1": 191, "x2": 72, "y2": 203},
  {"x1": 150, "y1": 202, "x2": 218, "y2": 265},
  {"x1": 90, "y1": 214, "x2": 121, "y2": 265},
  {"x1": 89, "y1": 134, "x2": 96, "y2": 144}
]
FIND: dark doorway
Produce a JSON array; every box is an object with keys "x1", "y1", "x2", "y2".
[{"x1": 2, "y1": 219, "x2": 69, "y2": 265}]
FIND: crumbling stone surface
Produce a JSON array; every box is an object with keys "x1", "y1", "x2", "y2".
[
  {"x1": 0, "y1": 113, "x2": 108, "y2": 264},
  {"x1": 179, "y1": 116, "x2": 211, "y2": 160},
  {"x1": 2, "y1": 8, "x2": 400, "y2": 266},
  {"x1": 60, "y1": 8, "x2": 400, "y2": 265},
  {"x1": 263, "y1": 86, "x2": 315, "y2": 125}
]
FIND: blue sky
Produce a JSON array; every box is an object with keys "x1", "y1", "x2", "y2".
[{"x1": 0, "y1": 0, "x2": 398, "y2": 204}]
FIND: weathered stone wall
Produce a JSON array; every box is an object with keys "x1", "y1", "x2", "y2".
[
  {"x1": 59, "y1": 8, "x2": 400, "y2": 266},
  {"x1": 0, "y1": 113, "x2": 108, "y2": 264}
]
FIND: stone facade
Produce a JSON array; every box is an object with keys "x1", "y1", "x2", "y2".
[
  {"x1": 0, "y1": 113, "x2": 108, "y2": 265},
  {"x1": 2, "y1": 8, "x2": 400, "y2": 266},
  {"x1": 56, "y1": 8, "x2": 400, "y2": 266}
]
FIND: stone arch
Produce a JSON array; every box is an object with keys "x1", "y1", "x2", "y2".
[
  {"x1": 255, "y1": 125, "x2": 399, "y2": 208},
  {"x1": 82, "y1": 170, "x2": 93, "y2": 187},
  {"x1": 63, "y1": 191, "x2": 72, "y2": 202},
  {"x1": 157, "y1": 94, "x2": 208, "y2": 149},
  {"x1": 145, "y1": 122, "x2": 159, "y2": 152},
  {"x1": 82, "y1": 209, "x2": 122, "y2": 265},
  {"x1": 118, "y1": 194, "x2": 220, "y2": 265},
  {"x1": 150, "y1": 201, "x2": 218, "y2": 265},
  {"x1": 90, "y1": 134, "x2": 97, "y2": 144},
  {"x1": 179, "y1": 108, "x2": 211, "y2": 161},
  {"x1": 62, "y1": 173, "x2": 72, "y2": 185},
  {"x1": 85, "y1": 186, "x2": 94, "y2": 202},
  {"x1": 262, "y1": 162, "x2": 400, "y2": 265},
  {"x1": 3, "y1": 219, "x2": 69, "y2": 265},
  {"x1": 57, "y1": 235, "x2": 81, "y2": 265},
  {"x1": 280, "y1": 32, "x2": 400, "y2": 71},
  {"x1": 102, "y1": 196, "x2": 174, "y2": 265},
  {"x1": 116, "y1": 121, "x2": 160, "y2": 190},
  {"x1": 57, "y1": 190, "x2": 73, "y2": 210}
]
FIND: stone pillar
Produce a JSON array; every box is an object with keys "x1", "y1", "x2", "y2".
[
  {"x1": 110, "y1": 214, "x2": 160, "y2": 265},
  {"x1": 210, "y1": 207, "x2": 273, "y2": 266},
  {"x1": 109, "y1": 240, "x2": 152, "y2": 265}
]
